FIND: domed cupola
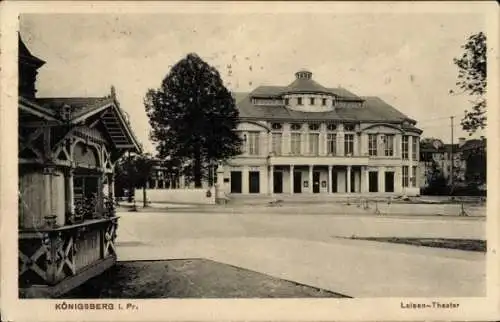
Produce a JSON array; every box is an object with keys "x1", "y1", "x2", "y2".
[
  {"x1": 282, "y1": 69, "x2": 336, "y2": 112},
  {"x1": 295, "y1": 69, "x2": 313, "y2": 80}
]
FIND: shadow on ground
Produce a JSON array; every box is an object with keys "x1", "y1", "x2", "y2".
[{"x1": 61, "y1": 259, "x2": 349, "y2": 298}]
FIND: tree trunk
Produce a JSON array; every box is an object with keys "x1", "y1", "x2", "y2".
[{"x1": 143, "y1": 186, "x2": 147, "y2": 207}]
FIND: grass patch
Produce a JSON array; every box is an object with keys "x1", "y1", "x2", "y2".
[
  {"x1": 61, "y1": 259, "x2": 348, "y2": 298},
  {"x1": 350, "y1": 237, "x2": 486, "y2": 252}
]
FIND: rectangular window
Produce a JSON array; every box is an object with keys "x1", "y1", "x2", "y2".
[
  {"x1": 412, "y1": 166, "x2": 417, "y2": 187},
  {"x1": 344, "y1": 134, "x2": 354, "y2": 155},
  {"x1": 272, "y1": 133, "x2": 282, "y2": 155},
  {"x1": 327, "y1": 133, "x2": 337, "y2": 155},
  {"x1": 310, "y1": 97, "x2": 315, "y2": 105},
  {"x1": 248, "y1": 132, "x2": 260, "y2": 155},
  {"x1": 297, "y1": 97, "x2": 303, "y2": 105},
  {"x1": 402, "y1": 136, "x2": 409, "y2": 160},
  {"x1": 322, "y1": 98, "x2": 327, "y2": 106},
  {"x1": 368, "y1": 134, "x2": 378, "y2": 156},
  {"x1": 291, "y1": 133, "x2": 301, "y2": 155},
  {"x1": 284, "y1": 98, "x2": 289, "y2": 105},
  {"x1": 384, "y1": 134, "x2": 394, "y2": 156},
  {"x1": 402, "y1": 166, "x2": 409, "y2": 187},
  {"x1": 308, "y1": 133, "x2": 319, "y2": 155},
  {"x1": 412, "y1": 137, "x2": 418, "y2": 160}
]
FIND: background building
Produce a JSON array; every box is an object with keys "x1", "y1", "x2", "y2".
[
  {"x1": 419, "y1": 137, "x2": 487, "y2": 193},
  {"x1": 217, "y1": 70, "x2": 422, "y2": 197}
]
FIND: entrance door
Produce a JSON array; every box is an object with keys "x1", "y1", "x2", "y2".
[
  {"x1": 273, "y1": 171, "x2": 283, "y2": 193},
  {"x1": 230, "y1": 171, "x2": 242, "y2": 193},
  {"x1": 249, "y1": 171, "x2": 260, "y2": 193},
  {"x1": 313, "y1": 172, "x2": 320, "y2": 193},
  {"x1": 331, "y1": 171, "x2": 338, "y2": 193},
  {"x1": 385, "y1": 172, "x2": 394, "y2": 192},
  {"x1": 293, "y1": 171, "x2": 302, "y2": 193},
  {"x1": 369, "y1": 171, "x2": 378, "y2": 192}
]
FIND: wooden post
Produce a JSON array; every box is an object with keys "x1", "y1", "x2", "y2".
[
  {"x1": 43, "y1": 166, "x2": 56, "y2": 227},
  {"x1": 65, "y1": 168, "x2": 75, "y2": 219}
]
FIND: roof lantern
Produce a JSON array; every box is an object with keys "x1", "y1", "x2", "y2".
[{"x1": 295, "y1": 69, "x2": 312, "y2": 80}]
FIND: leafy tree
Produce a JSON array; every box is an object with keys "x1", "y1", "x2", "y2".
[
  {"x1": 451, "y1": 32, "x2": 487, "y2": 134},
  {"x1": 145, "y1": 53, "x2": 242, "y2": 188},
  {"x1": 461, "y1": 143, "x2": 486, "y2": 185},
  {"x1": 114, "y1": 153, "x2": 155, "y2": 207},
  {"x1": 423, "y1": 159, "x2": 448, "y2": 195}
]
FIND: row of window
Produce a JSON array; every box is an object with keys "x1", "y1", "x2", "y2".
[
  {"x1": 285, "y1": 97, "x2": 330, "y2": 106},
  {"x1": 271, "y1": 123, "x2": 355, "y2": 131},
  {"x1": 245, "y1": 132, "x2": 418, "y2": 159}
]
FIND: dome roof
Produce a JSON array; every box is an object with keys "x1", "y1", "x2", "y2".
[{"x1": 282, "y1": 70, "x2": 331, "y2": 95}]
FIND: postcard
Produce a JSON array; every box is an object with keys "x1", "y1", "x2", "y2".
[{"x1": 1, "y1": 1, "x2": 499, "y2": 321}]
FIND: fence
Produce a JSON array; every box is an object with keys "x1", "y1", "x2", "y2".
[
  {"x1": 345, "y1": 197, "x2": 486, "y2": 217},
  {"x1": 134, "y1": 187, "x2": 216, "y2": 205}
]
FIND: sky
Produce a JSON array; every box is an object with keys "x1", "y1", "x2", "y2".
[{"x1": 20, "y1": 12, "x2": 486, "y2": 153}]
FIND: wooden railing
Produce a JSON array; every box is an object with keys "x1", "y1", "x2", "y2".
[{"x1": 18, "y1": 217, "x2": 118, "y2": 291}]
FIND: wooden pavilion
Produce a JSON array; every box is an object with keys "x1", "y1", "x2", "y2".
[{"x1": 18, "y1": 35, "x2": 141, "y2": 298}]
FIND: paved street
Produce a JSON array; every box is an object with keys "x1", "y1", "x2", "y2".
[{"x1": 116, "y1": 210, "x2": 486, "y2": 297}]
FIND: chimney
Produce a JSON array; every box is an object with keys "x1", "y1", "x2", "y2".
[{"x1": 458, "y1": 137, "x2": 466, "y2": 148}]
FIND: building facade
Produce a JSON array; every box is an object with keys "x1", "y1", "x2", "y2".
[
  {"x1": 419, "y1": 137, "x2": 486, "y2": 190},
  {"x1": 217, "y1": 70, "x2": 422, "y2": 197}
]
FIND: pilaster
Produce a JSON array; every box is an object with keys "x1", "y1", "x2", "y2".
[
  {"x1": 308, "y1": 165, "x2": 313, "y2": 194},
  {"x1": 242, "y1": 166, "x2": 249, "y2": 194},
  {"x1": 346, "y1": 165, "x2": 352, "y2": 194},
  {"x1": 328, "y1": 165, "x2": 333, "y2": 194},
  {"x1": 378, "y1": 166, "x2": 385, "y2": 193},
  {"x1": 269, "y1": 165, "x2": 274, "y2": 195}
]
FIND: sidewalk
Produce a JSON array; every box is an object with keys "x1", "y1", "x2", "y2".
[
  {"x1": 116, "y1": 235, "x2": 485, "y2": 298},
  {"x1": 118, "y1": 201, "x2": 486, "y2": 218}
]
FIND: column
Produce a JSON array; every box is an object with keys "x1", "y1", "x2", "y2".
[
  {"x1": 328, "y1": 165, "x2": 333, "y2": 194},
  {"x1": 269, "y1": 165, "x2": 274, "y2": 195},
  {"x1": 378, "y1": 167, "x2": 385, "y2": 193},
  {"x1": 360, "y1": 133, "x2": 368, "y2": 157},
  {"x1": 65, "y1": 168, "x2": 75, "y2": 215},
  {"x1": 242, "y1": 166, "x2": 249, "y2": 194},
  {"x1": 364, "y1": 166, "x2": 370, "y2": 193},
  {"x1": 154, "y1": 179, "x2": 158, "y2": 189},
  {"x1": 321, "y1": 124, "x2": 327, "y2": 156},
  {"x1": 308, "y1": 165, "x2": 313, "y2": 193},
  {"x1": 353, "y1": 134, "x2": 359, "y2": 156},
  {"x1": 268, "y1": 132, "x2": 273, "y2": 155},
  {"x1": 290, "y1": 165, "x2": 294, "y2": 195},
  {"x1": 346, "y1": 165, "x2": 352, "y2": 194},
  {"x1": 408, "y1": 136, "x2": 414, "y2": 187},
  {"x1": 354, "y1": 169, "x2": 360, "y2": 193},
  {"x1": 337, "y1": 133, "x2": 344, "y2": 156}
]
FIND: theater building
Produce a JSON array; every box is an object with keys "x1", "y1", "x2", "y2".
[{"x1": 217, "y1": 70, "x2": 422, "y2": 197}]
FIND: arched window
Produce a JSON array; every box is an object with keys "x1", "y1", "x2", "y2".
[
  {"x1": 327, "y1": 124, "x2": 337, "y2": 131},
  {"x1": 344, "y1": 124, "x2": 355, "y2": 132},
  {"x1": 271, "y1": 123, "x2": 283, "y2": 130},
  {"x1": 290, "y1": 123, "x2": 302, "y2": 131},
  {"x1": 308, "y1": 123, "x2": 320, "y2": 131}
]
